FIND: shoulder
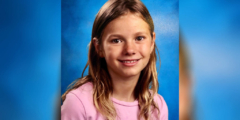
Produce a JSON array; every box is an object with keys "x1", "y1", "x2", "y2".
[
  {"x1": 153, "y1": 94, "x2": 168, "y2": 111},
  {"x1": 71, "y1": 82, "x2": 94, "y2": 96},
  {"x1": 153, "y1": 93, "x2": 168, "y2": 120},
  {"x1": 65, "y1": 82, "x2": 94, "y2": 104},
  {"x1": 61, "y1": 82, "x2": 95, "y2": 120}
]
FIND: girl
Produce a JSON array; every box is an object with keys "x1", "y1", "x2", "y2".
[{"x1": 61, "y1": 0, "x2": 168, "y2": 120}]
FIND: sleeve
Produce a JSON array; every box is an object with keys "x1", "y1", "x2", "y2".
[
  {"x1": 157, "y1": 94, "x2": 168, "y2": 120},
  {"x1": 61, "y1": 92, "x2": 86, "y2": 120}
]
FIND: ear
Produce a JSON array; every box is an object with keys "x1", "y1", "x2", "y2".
[
  {"x1": 93, "y1": 37, "x2": 99, "y2": 52},
  {"x1": 150, "y1": 32, "x2": 156, "y2": 53},
  {"x1": 93, "y1": 37, "x2": 104, "y2": 57}
]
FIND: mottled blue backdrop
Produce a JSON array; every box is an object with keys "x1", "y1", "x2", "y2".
[{"x1": 62, "y1": 0, "x2": 179, "y2": 120}]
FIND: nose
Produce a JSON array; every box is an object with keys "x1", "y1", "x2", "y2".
[{"x1": 124, "y1": 41, "x2": 136, "y2": 55}]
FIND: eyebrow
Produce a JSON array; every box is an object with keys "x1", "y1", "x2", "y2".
[
  {"x1": 107, "y1": 31, "x2": 149, "y2": 39},
  {"x1": 108, "y1": 34, "x2": 123, "y2": 38},
  {"x1": 134, "y1": 31, "x2": 149, "y2": 35}
]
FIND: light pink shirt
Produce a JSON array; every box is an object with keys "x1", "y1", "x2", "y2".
[{"x1": 61, "y1": 82, "x2": 168, "y2": 120}]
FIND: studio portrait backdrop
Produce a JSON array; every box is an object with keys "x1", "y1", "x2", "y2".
[{"x1": 61, "y1": 0, "x2": 179, "y2": 120}]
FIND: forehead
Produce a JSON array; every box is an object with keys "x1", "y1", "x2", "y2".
[{"x1": 102, "y1": 13, "x2": 151, "y2": 37}]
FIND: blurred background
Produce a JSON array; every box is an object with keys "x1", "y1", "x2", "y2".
[
  {"x1": 180, "y1": 0, "x2": 240, "y2": 120},
  {"x1": 0, "y1": 0, "x2": 60, "y2": 120},
  {"x1": 61, "y1": 0, "x2": 179, "y2": 120}
]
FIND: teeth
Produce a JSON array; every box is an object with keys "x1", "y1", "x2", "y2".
[{"x1": 122, "y1": 60, "x2": 137, "y2": 63}]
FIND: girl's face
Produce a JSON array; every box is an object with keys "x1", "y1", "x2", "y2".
[{"x1": 99, "y1": 13, "x2": 155, "y2": 79}]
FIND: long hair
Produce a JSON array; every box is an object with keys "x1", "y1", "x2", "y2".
[{"x1": 62, "y1": 0, "x2": 161, "y2": 119}]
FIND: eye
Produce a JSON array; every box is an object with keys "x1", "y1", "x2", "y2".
[
  {"x1": 111, "y1": 39, "x2": 122, "y2": 43},
  {"x1": 136, "y1": 36, "x2": 144, "y2": 41}
]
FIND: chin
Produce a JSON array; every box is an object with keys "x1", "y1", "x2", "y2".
[{"x1": 121, "y1": 71, "x2": 140, "y2": 78}]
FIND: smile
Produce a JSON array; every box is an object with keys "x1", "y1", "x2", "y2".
[
  {"x1": 122, "y1": 60, "x2": 138, "y2": 63},
  {"x1": 118, "y1": 59, "x2": 140, "y2": 66}
]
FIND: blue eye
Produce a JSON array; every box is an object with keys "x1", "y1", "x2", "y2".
[
  {"x1": 111, "y1": 39, "x2": 122, "y2": 43},
  {"x1": 136, "y1": 36, "x2": 144, "y2": 41}
]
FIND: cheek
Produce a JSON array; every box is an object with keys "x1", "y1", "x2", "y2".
[
  {"x1": 138, "y1": 43, "x2": 152, "y2": 55},
  {"x1": 103, "y1": 44, "x2": 121, "y2": 59}
]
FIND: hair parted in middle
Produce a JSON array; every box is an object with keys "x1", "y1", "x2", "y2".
[{"x1": 62, "y1": 0, "x2": 161, "y2": 120}]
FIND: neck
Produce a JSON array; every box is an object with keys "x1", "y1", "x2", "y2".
[{"x1": 109, "y1": 72, "x2": 140, "y2": 102}]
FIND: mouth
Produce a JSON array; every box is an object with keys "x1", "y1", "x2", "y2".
[{"x1": 118, "y1": 59, "x2": 140, "y2": 66}]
